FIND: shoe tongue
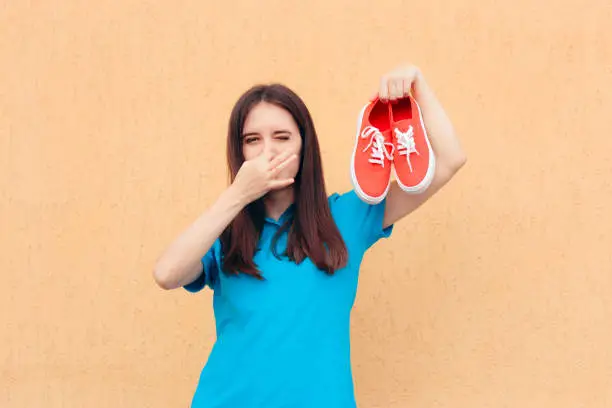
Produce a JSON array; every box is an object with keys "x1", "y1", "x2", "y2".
[
  {"x1": 393, "y1": 118, "x2": 413, "y2": 131},
  {"x1": 379, "y1": 127, "x2": 393, "y2": 140}
]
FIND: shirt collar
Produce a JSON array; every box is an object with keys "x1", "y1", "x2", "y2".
[{"x1": 264, "y1": 204, "x2": 295, "y2": 226}]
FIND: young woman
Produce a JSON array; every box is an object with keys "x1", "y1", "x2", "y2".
[{"x1": 154, "y1": 64, "x2": 466, "y2": 407}]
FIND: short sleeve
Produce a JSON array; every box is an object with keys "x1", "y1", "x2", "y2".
[
  {"x1": 183, "y1": 238, "x2": 222, "y2": 293},
  {"x1": 329, "y1": 190, "x2": 393, "y2": 250}
]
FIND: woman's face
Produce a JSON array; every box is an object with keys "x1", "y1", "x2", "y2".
[{"x1": 241, "y1": 102, "x2": 302, "y2": 181}]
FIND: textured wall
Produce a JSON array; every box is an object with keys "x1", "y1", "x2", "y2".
[{"x1": 2, "y1": 1, "x2": 612, "y2": 407}]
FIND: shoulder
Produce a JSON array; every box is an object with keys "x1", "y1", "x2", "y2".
[
  {"x1": 328, "y1": 189, "x2": 393, "y2": 250},
  {"x1": 328, "y1": 189, "x2": 376, "y2": 214},
  {"x1": 328, "y1": 189, "x2": 358, "y2": 208},
  {"x1": 327, "y1": 189, "x2": 381, "y2": 226}
]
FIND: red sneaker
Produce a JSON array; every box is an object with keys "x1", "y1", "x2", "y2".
[
  {"x1": 350, "y1": 98, "x2": 395, "y2": 204},
  {"x1": 389, "y1": 95, "x2": 435, "y2": 194}
]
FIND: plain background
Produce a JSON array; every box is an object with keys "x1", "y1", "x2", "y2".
[{"x1": 2, "y1": 1, "x2": 611, "y2": 407}]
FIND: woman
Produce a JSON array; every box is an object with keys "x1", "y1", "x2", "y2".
[{"x1": 153, "y1": 64, "x2": 466, "y2": 407}]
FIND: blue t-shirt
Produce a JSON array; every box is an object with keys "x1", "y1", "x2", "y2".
[{"x1": 184, "y1": 190, "x2": 393, "y2": 408}]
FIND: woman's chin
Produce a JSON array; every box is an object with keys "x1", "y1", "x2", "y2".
[{"x1": 265, "y1": 185, "x2": 294, "y2": 199}]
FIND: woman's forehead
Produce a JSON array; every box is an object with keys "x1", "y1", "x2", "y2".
[{"x1": 243, "y1": 102, "x2": 297, "y2": 132}]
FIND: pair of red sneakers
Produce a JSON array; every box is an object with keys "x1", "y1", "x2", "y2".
[{"x1": 350, "y1": 95, "x2": 435, "y2": 204}]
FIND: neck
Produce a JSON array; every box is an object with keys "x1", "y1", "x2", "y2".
[{"x1": 263, "y1": 187, "x2": 295, "y2": 221}]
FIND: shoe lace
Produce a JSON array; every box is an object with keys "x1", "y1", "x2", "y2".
[
  {"x1": 395, "y1": 126, "x2": 419, "y2": 172},
  {"x1": 361, "y1": 126, "x2": 394, "y2": 167}
]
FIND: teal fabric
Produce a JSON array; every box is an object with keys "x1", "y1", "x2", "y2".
[{"x1": 184, "y1": 190, "x2": 393, "y2": 408}]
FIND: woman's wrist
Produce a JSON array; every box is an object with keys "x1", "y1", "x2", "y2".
[{"x1": 222, "y1": 183, "x2": 250, "y2": 212}]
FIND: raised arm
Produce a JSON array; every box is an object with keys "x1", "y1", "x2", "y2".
[
  {"x1": 378, "y1": 64, "x2": 467, "y2": 228},
  {"x1": 153, "y1": 187, "x2": 245, "y2": 290},
  {"x1": 153, "y1": 151, "x2": 297, "y2": 290}
]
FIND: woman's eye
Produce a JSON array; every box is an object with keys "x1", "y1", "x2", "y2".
[{"x1": 244, "y1": 137, "x2": 258, "y2": 144}]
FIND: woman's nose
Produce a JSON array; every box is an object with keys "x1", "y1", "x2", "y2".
[{"x1": 263, "y1": 142, "x2": 280, "y2": 159}]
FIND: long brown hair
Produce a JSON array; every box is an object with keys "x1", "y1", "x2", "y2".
[{"x1": 220, "y1": 84, "x2": 348, "y2": 279}]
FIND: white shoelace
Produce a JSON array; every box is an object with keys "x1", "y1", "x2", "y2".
[
  {"x1": 361, "y1": 126, "x2": 394, "y2": 167},
  {"x1": 395, "y1": 126, "x2": 419, "y2": 172}
]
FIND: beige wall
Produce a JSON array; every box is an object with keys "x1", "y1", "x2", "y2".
[{"x1": 2, "y1": 1, "x2": 611, "y2": 407}]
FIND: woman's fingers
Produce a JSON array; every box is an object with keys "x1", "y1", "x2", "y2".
[
  {"x1": 402, "y1": 79, "x2": 412, "y2": 97},
  {"x1": 267, "y1": 150, "x2": 292, "y2": 169},
  {"x1": 268, "y1": 177, "x2": 295, "y2": 190},
  {"x1": 270, "y1": 153, "x2": 298, "y2": 175},
  {"x1": 379, "y1": 76, "x2": 390, "y2": 102},
  {"x1": 389, "y1": 79, "x2": 405, "y2": 100}
]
